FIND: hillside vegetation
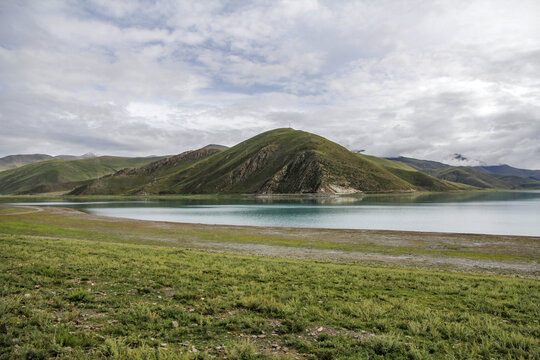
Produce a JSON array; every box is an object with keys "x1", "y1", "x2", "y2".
[
  {"x1": 386, "y1": 157, "x2": 451, "y2": 175},
  {"x1": 474, "y1": 164, "x2": 540, "y2": 180},
  {"x1": 0, "y1": 153, "x2": 101, "y2": 172},
  {"x1": 436, "y1": 167, "x2": 511, "y2": 189},
  {"x1": 0, "y1": 154, "x2": 54, "y2": 171},
  {"x1": 4, "y1": 129, "x2": 538, "y2": 195},
  {"x1": 0, "y1": 156, "x2": 165, "y2": 195},
  {"x1": 359, "y1": 155, "x2": 471, "y2": 191},
  {"x1": 391, "y1": 157, "x2": 540, "y2": 189},
  {"x1": 71, "y1": 147, "x2": 223, "y2": 195},
  {"x1": 75, "y1": 129, "x2": 467, "y2": 195}
]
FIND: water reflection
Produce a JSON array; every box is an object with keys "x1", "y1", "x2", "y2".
[{"x1": 5, "y1": 190, "x2": 540, "y2": 207}]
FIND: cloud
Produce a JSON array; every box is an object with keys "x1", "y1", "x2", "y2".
[{"x1": 0, "y1": 0, "x2": 539, "y2": 168}]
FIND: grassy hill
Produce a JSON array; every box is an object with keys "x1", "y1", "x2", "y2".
[
  {"x1": 148, "y1": 128, "x2": 418, "y2": 194},
  {"x1": 0, "y1": 156, "x2": 165, "y2": 194},
  {"x1": 0, "y1": 154, "x2": 55, "y2": 171},
  {"x1": 74, "y1": 129, "x2": 466, "y2": 195},
  {"x1": 55, "y1": 152, "x2": 98, "y2": 161},
  {"x1": 9, "y1": 129, "x2": 537, "y2": 195},
  {"x1": 71, "y1": 146, "x2": 224, "y2": 195},
  {"x1": 0, "y1": 153, "x2": 102, "y2": 172},
  {"x1": 473, "y1": 164, "x2": 540, "y2": 180},
  {"x1": 360, "y1": 155, "x2": 472, "y2": 191},
  {"x1": 435, "y1": 167, "x2": 510, "y2": 189},
  {"x1": 485, "y1": 173, "x2": 540, "y2": 189},
  {"x1": 391, "y1": 157, "x2": 540, "y2": 189},
  {"x1": 386, "y1": 156, "x2": 451, "y2": 175}
]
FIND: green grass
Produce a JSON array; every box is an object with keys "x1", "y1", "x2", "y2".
[
  {"x1": 0, "y1": 156, "x2": 166, "y2": 195},
  {"x1": 1, "y1": 205, "x2": 538, "y2": 266},
  {"x1": 0, "y1": 206, "x2": 36, "y2": 215},
  {"x1": 1, "y1": 205, "x2": 538, "y2": 358},
  {"x1": 1, "y1": 234, "x2": 539, "y2": 359}
]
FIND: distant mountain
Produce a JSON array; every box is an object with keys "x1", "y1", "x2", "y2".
[
  {"x1": 55, "y1": 152, "x2": 98, "y2": 161},
  {"x1": 386, "y1": 156, "x2": 451, "y2": 175},
  {"x1": 0, "y1": 156, "x2": 166, "y2": 195},
  {"x1": 360, "y1": 155, "x2": 471, "y2": 191},
  {"x1": 73, "y1": 129, "x2": 465, "y2": 196},
  {"x1": 0, "y1": 154, "x2": 54, "y2": 171},
  {"x1": 0, "y1": 152, "x2": 100, "y2": 172},
  {"x1": 202, "y1": 144, "x2": 229, "y2": 151},
  {"x1": 390, "y1": 157, "x2": 540, "y2": 189},
  {"x1": 435, "y1": 167, "x2": 511, "y2": 189},
  {"x1": 473, "y1": 165, "x2": 540, "y2": 180}
]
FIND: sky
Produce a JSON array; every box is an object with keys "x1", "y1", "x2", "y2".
[{"x1": 1, "y1": 0, "x2": 540, "y2": 168}]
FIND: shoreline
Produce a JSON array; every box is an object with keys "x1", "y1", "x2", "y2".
[
  {"x1": 2, "y1": 187, "x2": 539, "y2": 201},
  {"x1": 4, "y1": 202, "x2": 540, "y2": 238},
  {"x1": 3, "y1": 196, "x2": 540, "y2": 237},
  {"x1": 2, "y1": 204, "x2": 538, "y2": 277}
]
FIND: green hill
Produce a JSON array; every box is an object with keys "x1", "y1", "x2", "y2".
[
  {"x1": 360, "y1": 155, "x2": 472, "y2": 191},
  {"x1": 7, "y1": 130, "x2": 536, "y2": 195},
  {"x1": 386, "y1": 156, "x2": 451, "y2": 175},
  {"x1": 436, "y1": 167, "x2": 510, "y2": 189},
  {"x1": 74, "y1": 129, "x2": 466, "y2": 195},
  {"x1": 473, "y1": 165, "x2": 540, "y2": 180},
  {"x1": 390, "y1": 157, "x2": 540, "y2": 189},
  {"x1": 487, "y1": 173, "x2": 540, "y2": 189},
  {"x1": 71, "y1": 146, "x2": 224, "y2": 195},
  {"x1": 0, "y1": 156, "x2": 165, "y2": 194},
  {"x1": 0, "y1": 154, "x2": 55, "y2": 171}
]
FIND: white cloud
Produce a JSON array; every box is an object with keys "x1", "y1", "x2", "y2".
[{"x1": 0, "y1": 0, "x2": 539, "y2": 168}]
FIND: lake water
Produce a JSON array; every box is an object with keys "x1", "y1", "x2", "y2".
[{"x1": 7, "y1": 191, "x2": 540, "y2": 236}]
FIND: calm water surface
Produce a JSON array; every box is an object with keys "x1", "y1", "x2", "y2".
[{"x1": 7, "y1": 191, "x2": 540, "y2": 236}]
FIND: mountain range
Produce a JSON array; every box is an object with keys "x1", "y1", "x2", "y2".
[
  {"x1": 1, "y1": 129, "x2": 539, "y2": 195},
  {"x1": 388, "y1": 157, "x2": 540, "y2": 189}
]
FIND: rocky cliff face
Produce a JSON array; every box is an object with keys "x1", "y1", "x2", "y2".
[
  {"x1": 258, "y1": 151, "x2": 324, "y2": 194},
  {"x1": 217, "y1": 145, "x2": 278, "y2": 192}
]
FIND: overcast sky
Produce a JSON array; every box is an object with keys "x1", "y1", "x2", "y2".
[{"x1": 1, "y1": 0, "x2": 539, "y2": 168}]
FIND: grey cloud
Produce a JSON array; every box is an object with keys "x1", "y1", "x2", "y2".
[{"x1": 1, "y1": 0, "x2": 539, "y2": 168}]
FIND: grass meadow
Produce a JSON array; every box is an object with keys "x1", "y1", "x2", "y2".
[{"x1": 0, "y1": 205, "x2": 539, "y2": 359}]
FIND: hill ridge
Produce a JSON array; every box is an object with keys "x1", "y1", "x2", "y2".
[
  {"x1": 391, "y1": 157, "x2": 540, "y2": 189},
  {"x1": 0, "y1": 156, "x2": 166, "y2": 195},
  {"x1": 74, "y1": 128, "x2": 461, "y2": 195}
]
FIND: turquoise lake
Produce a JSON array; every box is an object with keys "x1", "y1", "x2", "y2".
[{"x1": 8, "y1": 191, "x2": 540, "y2": 236}]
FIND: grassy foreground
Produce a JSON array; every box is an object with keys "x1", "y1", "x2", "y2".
[{"x1": 0, "y1": 207, "x2": 539, "y2": 359}]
